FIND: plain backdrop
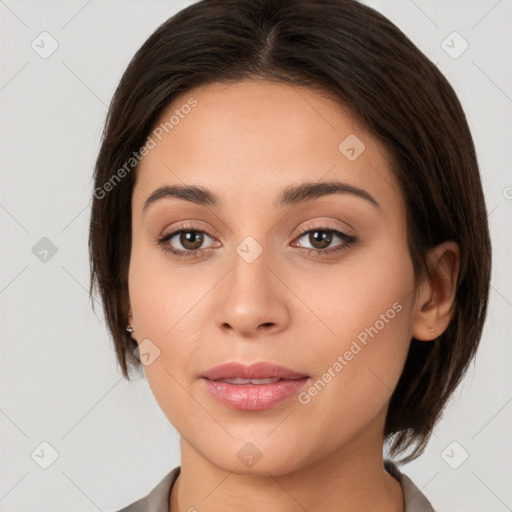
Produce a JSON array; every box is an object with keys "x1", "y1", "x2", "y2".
[{"x1": 0, "y1": 1, "x2": 511, "y2": 511}]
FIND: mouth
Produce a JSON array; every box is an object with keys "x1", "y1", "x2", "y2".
[
  {"x1": 207, "y1": 377, "x2": 301, "y2": 385},
  {"x1": 199, "y1": 361, "x2": 310, "y2": 410},
  {"x1": 199, "y1": 375, "x2": 310, "y2": 411},
  {"x1": 201, "y1": 361, "x2": 309, "y2": 382}
]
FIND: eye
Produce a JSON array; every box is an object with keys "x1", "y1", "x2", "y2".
[
  {"x1": 156, "y1": 223, "x2": 358, "y2": 260},
  {"x1": 157, "y1": 224, "x2": 219, "y2": 259},
  {"x1": 292, "y1": 225, "x2": 357, "y2": 257}
]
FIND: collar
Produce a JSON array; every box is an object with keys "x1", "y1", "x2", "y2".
[{"x1": 118, "y1": 461, "x2": 436, "y2": 511}]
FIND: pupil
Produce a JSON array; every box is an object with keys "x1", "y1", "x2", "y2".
[
  {"x1": 311, "y1": 230, "x2": 331, "y2": 249},
  {"x1": 181, "y1": 231, "x2": 203, "y2": 250}
]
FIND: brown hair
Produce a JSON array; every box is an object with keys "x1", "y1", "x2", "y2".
[{"x1": 88, "y1": 0, "x2": 492, "y2": 463}]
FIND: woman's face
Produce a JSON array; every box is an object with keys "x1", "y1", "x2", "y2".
[{"x1": 128, "y1": 80, "x2": 418, "y2": 475}]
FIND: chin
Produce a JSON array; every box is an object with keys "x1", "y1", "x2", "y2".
[{"x1": 205, "y1": 444, "x2": 308, "y2": 478}]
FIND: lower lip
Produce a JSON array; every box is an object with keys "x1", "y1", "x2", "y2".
[{"x1": 199, "y1": 377, "x2": 310, "y2": 411}]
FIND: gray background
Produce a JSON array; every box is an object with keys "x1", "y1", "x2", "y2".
[{"x1": 0, "y1": 0, "x2": 511, "y2": 511}]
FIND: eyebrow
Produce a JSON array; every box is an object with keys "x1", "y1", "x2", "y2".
[{"x1": 143, "y1": 180, "x2": 380, "y2": 212}]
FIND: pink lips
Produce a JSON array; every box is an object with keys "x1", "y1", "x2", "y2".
[
  {"x1": 199, "y1": 361, "x2": 310, "y2": 411},
  {"x1": 201, "y1": 361, "x2": 308, "y2": 381}
]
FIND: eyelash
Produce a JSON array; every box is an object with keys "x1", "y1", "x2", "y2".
[{"x1": 156, "y1": 222, "x2": 358, "y2": 260}]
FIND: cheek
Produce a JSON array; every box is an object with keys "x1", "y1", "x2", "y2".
[
  {"x1": 128, "y1": 237, "x2": 196, "y2": 338},
  {"x1": 296, "y1": 247, "x2": 415, "y2": 426},
  {"x1": 127, "y1": 241, "x2": 213, "y2": 406}
]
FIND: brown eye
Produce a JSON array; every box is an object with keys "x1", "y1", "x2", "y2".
[
  {"x1": 157, "y1": 225, "x2": 219, "y2": 259},
  {"x1": 292, "y1": 226, "x2": 358, "y2": 257},
  {"x1": 307, "y1": 230, "x2": 333, "y2": 250},
  {"x1": 178, "y1": 230, "x2": 204, "y2": 251}
]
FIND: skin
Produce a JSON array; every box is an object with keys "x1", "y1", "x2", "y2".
[{"x1": 126, "y1": 80, "x2": 460, "y2": 512}]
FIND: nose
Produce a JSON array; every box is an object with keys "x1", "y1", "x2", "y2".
[{"x1": 214, "y1": 245, "x2": 290, "y2": 338}]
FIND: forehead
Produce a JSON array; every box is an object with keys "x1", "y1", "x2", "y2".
[{"x1": 133, "y1": 80, "x2": 402, "y2": 218}]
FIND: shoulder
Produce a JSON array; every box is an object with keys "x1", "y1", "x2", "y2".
[
  {"x1": 115, "y1": 466, "x2": 181, "y2": 512},
  {"x1": 384, "y1": 459, "x2": 437, "y2": 512}
]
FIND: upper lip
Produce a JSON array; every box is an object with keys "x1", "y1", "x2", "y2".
[{"x1": 201, "y1": 362, "x2": 309, "y2": 381}]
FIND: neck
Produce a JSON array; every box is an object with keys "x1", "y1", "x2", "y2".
[{"x1": 169, "y1": 434, "x2": 404, "y2": 512}]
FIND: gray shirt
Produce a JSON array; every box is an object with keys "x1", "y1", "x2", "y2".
[{"x1": 116, "y1": 460, "x2": 436, "y2": 512}]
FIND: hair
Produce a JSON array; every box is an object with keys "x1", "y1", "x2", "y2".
[{"x1": 88, "y1": 0, "x2": 492, "y2": 463}]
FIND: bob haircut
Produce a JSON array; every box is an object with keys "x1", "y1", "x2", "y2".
[{"x1": 88, "y1": 0, "x2": 492, "y2": 463}]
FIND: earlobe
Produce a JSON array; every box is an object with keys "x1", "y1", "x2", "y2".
[
  {"x1": 124, "y1": 300, "x2": 137, "y2": 340},
  {"x1": 411, "y1": 240, "x2": 460, "y2": 342}
]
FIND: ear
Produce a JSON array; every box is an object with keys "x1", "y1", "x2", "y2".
[
  {"x1": 121, "y1": 295, "x2": 132, "y2": 321},
  {"x1": 121, "y1": 295, "x2": 136, "y2": 337},
  {"x1": 412, "y1": 240, "x2": 460, "y2": 341}
]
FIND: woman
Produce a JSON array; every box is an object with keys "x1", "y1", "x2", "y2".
[{"x1": 88, "y1": 0, "x2": 492, "y2": 510}]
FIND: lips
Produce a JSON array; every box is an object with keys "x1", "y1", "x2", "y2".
[
  {"x1": 201, "y1": 361, "x2": 309, "y2": 381},
  {"x1": 200, "y1": 376, "x2": 310, "y2": 410}
]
